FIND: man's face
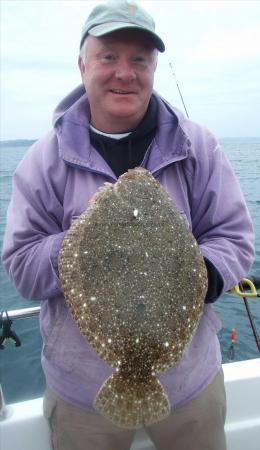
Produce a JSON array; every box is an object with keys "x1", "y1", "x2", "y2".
[{"x1": 79, "y1": 29, "x2": 157, "y2": 132}]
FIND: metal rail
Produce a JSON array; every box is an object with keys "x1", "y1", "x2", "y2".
[
  {"x1": 1, "y1": 275, "x2": 260, "y2": 322},
  {"x1": 0, "y1": 307, "x2": 41, "y2": 348},
  {"x1": 1, "y1": 306, "x2": 40, "y2": 321},
  {"x1": 0, "y1": 276, "x2": 259, "y2": 353}
]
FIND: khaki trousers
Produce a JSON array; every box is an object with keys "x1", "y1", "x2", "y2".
[{"x1": 43, "y1": 368, "x2": 226, "y2": 450}]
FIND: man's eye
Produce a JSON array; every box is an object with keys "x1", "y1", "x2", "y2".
[
  {"x1": 132, "y1": 56, "x2": 146, "y2": 64},
  {"x1": 101, "y1": 54, "x2": 117, "y2": 62}
]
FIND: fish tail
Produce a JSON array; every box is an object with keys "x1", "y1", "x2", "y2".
[{"x1": 94, "y1": 372, "x2": 170, "y2": 429}]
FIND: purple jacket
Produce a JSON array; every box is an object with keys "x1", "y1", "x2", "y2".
[{"x1": 2, "y1": 85, "x2": 255, "y2": 411}]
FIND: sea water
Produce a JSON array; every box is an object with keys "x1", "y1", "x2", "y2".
[{"x1": 0, "y1": 138, "x2": 259, "y2": 404}]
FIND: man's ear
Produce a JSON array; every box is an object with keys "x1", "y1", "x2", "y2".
[{"x1": 78, "y1": 56, "x2": 85, "y2": 76}]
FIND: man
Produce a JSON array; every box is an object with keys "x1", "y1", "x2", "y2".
[{"x1": 2, "y1": 1, "x2": 254, "y2": 450}]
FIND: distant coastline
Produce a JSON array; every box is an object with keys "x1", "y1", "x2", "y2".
[{"x1": 0, "y1": 139, "x2": 37, "y2": 147}]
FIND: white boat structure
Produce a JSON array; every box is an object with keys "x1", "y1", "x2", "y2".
[
  {"x1": 1, "y1": 358, "x2": 260, "y2": 450},
  {"x1": 1, "y1": 276, "x2": 260, "y2": 450}
]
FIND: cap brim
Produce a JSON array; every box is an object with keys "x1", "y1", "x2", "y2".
[{"x1": 85, "y1": 22, "x2": 165, "y2": 52}]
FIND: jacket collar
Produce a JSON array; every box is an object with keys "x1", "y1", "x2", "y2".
[{"x1": 54, "y1": 85, "x2": 191, "y2": 177}]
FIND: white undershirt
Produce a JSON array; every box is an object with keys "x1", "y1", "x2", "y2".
[{"x1": 90, "y1": 124, "x2": 132, "y2": 140}]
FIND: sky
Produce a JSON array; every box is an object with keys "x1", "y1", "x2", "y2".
[{"x1": 1, "y1": 0, "x2": 260, "y2": 140}]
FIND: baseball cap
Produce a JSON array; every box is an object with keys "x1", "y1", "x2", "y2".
[{"x1": 80, "y1": 0, "x2": 165, "y2": 52}]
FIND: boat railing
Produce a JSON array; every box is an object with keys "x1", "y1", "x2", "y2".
[
  {"x1": 1, "y1": 276, "x2": 260, "y2": 323},
  {"x1": 1, "y1": 276, "x2": 259, "y2": 321},
  {"x1": 1, "y1": 306, "x2": 41, "y2": 321}
]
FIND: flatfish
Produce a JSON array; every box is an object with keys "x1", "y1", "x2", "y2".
[{"x1": 58, "y1": 168, "x2": 207, "y2": 429}]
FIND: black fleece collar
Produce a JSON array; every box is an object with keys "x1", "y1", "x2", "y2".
[{"x1": 89, "y1": 95, "x2": 158, "y2": 178}]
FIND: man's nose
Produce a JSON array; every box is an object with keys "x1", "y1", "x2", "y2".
[{"x1": 115, "y1": 61, "x2": 136, "y2": 82}]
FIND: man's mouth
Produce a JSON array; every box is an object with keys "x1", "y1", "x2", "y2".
[{"x1": 110, "y1": 89, "x2": 134, "y2": 95}]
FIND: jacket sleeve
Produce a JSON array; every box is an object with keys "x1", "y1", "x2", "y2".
[
  {"x1": 188, "y1": 129, "x2": 255, "y2": 293},
  {"x1": 1, "y1": 139, "x2": 66, "y2": 301}
]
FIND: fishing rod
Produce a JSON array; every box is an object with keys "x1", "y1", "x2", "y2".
[
  {"x1": 241, "y1": 288, "x2": 260, "y2": 354},
  {"x1": 169, "y1": 62, "x2": 189, "y2": 118},
  {"x1": 228, "y1": 277, "x2": 260, "y2": 359},
  {"x1": 168, "y1": 62, "x2": 260, "y2": 357},
  {"x1": 239, "y1": 278, "x2": 260, "y2": 353}
]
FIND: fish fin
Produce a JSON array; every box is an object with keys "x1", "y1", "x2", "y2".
[{"x1": 94, "y1": 372, "x2": 170, "y2": 429}]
